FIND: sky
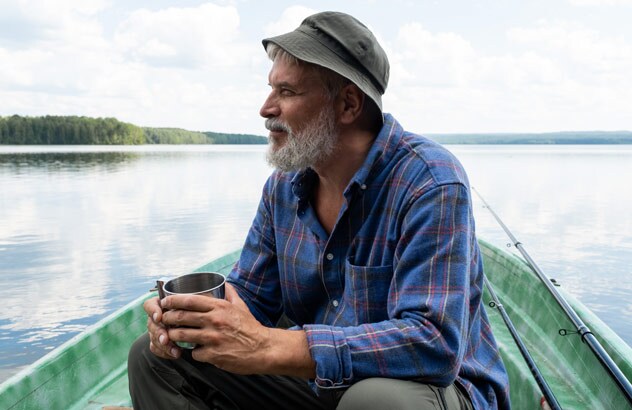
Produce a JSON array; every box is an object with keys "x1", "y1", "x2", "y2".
[{"x1": 1, "y1": 0, "x2": 631, "y2": 135}]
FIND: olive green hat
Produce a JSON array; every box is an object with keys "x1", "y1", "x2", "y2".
[{"x1": 262, "y1": 11, "x2": 389, "y2": 112}]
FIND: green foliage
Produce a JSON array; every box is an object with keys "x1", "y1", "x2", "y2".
[
  {"x1": 143, "y1": 128, "x2": 267, "y2": 144},
  {"x1": 0, "y1": 115, "x2": 144, "y2": 145},
  {"x1": 0, "y1": 115, "x2": 268, "y2": 145},
  {"x1": 202, "y1": 132, "x2": 267, "y2": 144},
  {"x1": 143, "y1": 127, "x2": 212, "y2": 144}
]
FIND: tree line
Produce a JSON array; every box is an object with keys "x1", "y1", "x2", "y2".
[{"x1": 0, "y1": 115, "x2": 267, "y2": 145}]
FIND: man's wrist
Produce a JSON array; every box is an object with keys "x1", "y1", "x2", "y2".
[{"x1": 265, "y1": 328, "x2": 316, "y2": 379}]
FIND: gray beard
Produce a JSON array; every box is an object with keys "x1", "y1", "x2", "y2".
[{"x1": 265, "y1": 105, "x2": 338, "y2": 172}]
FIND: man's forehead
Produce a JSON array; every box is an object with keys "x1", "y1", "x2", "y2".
[{"x1": 268, "y1": 58, "x2": 321, "y2": 86}]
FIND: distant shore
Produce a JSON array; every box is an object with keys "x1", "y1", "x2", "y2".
[
  {"x1": 2, "y1": 115, "x2": 631, "y2": 145},
  {"x1": 428, "y1": 130, "x2": 632, "y2": 144},
  {"x1": 0, "y1": 115, "x2": 267, "y2": 145}
]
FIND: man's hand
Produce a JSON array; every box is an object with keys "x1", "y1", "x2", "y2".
[
  {"x1": 147, "y1": 283, "x2": 316, "y2": 378},
  {"x1": 143, "y1": 296, "x2": 182, "y2": 360},
  {"x1": 160, "y1": 283, "x2": 274, "y2": 374}
]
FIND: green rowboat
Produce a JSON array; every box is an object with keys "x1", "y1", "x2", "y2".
[{"x1": 1, "y1": 241, "x2": 631, "y2": 409}]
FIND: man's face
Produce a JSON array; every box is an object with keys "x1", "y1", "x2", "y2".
[{"x1": 260, "y1": 57, "x2": 339, "y2": 172}]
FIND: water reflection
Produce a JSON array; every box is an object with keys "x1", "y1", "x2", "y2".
[
  {"x1": 453, "y1": 145, "x2": 632, "y2": 343},
  {"x1": 0, "y1": 145, "x2": 273, "y2": 379}
]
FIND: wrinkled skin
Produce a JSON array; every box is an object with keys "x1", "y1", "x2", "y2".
[{"x1": 143, "y1": 283, "x2": 273, "y2": 374}]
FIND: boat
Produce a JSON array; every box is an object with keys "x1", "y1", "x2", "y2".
[{"x1": 1, "y1": 242, "x2": 631, "y2": 409}]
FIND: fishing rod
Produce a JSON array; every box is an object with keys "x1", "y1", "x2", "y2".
[
  {"x1": 473, "y1": 187, "x2": 632, "y2": 406},
  {"x1": 483, "y1": 275, "x2": 561, "y2": 410}
]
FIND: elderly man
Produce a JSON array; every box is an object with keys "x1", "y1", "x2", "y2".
[{"x1": 128, "y1": 11, "x2": 510, "y2": 410}]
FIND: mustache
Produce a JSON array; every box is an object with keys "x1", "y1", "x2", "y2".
[{"x1": 265, "y1": 118, "x2": 291, "y2": 133}]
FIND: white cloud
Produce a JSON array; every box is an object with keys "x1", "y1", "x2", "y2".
[
  {"x1": 0, "y1": 0, "x2": 114, "y2": 97},
  {"x1": 507, "y1": 22, "x2": 632, "y2": 76},
  {"x1": 0, "y1": 2, "x2": 269, "y2": 133},
  {"x1": 263, "y1": 5, "x2": 317, "y2": 37},
  {"x1": 381, "y1": 18, "x2": 632, "y2": 133},
  {"x1": 390, "y1": 22, "x2": 476, "y2": 87},
  {"x1": 114, "y1": 3, "x2": 251, "y2": 69},
  {"x1": 0, "y1": 0, "x2": 108, "y2": 46},
  {"x1": 568, "y1": 0, "x2": 632, "y2": 5}
]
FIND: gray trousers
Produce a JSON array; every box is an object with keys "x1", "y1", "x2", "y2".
[{"x1": 128, "y1": 333, "x2": 473, "y2": 410}]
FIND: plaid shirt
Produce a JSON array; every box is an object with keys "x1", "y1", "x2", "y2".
[{"x1": 228, "y1": 114, "x2": 510, "y2": 409}]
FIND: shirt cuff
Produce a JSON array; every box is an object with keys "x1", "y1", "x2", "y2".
[{"x1": 303, "y1": 324, "x2": 353, "y2": 389}]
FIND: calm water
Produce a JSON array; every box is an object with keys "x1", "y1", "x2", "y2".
[{"x1": 1, "y1": 144, "x2": 631, "y2": 382}]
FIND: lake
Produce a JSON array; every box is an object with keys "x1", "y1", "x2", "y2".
[{"x1": 1, "y1": 144, "x2": 631, "y2": 382}]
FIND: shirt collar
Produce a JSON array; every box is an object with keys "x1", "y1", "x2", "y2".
[{"x1": 347, "y1": 113, "x2": 402, "y2": 191}]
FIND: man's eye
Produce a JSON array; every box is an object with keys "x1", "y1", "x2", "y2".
[{"x1": 280, "y1": 88, "x2": 296, "y2": 96}]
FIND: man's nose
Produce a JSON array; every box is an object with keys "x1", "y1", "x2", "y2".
[{"x1": 259, "y1": 93, "x2": 280, "y2": 118}]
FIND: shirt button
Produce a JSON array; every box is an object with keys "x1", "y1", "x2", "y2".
[
  {"x1": 332, "y1": 300, "x2": 339, "y2": 307},
  {"x1": 360, "y1": 184, "x2": 367, "y2": 190},
  {"x1": 326, "y1": 253, "x2": 334, "y2": 261}
]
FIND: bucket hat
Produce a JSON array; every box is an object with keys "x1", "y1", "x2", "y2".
[{"x1": 262, "y1": 11, "x2": 389, "y2": 112}]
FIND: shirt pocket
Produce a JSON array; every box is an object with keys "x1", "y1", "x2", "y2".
[{"x1": 343, "y1": 260, "x2": 394, "y2": 323}]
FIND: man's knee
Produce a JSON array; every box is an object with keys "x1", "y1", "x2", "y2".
[
  {"x1": 337, "y1": 378, "x2": 460, "y2": 410},
  {"x1": 127, "y1": 333, "x2": 155, "y2": 384}
]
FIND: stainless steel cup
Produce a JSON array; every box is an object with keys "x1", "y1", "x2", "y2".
[{"x1": 162, "y1": 271, "x2": 226, "y2": 349}]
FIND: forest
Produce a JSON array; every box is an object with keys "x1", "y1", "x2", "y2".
[{"x1": 0, "y1": 115, "x2": 267, "y2": 145}]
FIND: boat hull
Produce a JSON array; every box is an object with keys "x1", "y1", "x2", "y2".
[
  {"x1": 480, "y1": 239, "x2": 632, "y2": 408},
  {"x1": 1, "y1": 244, "x2": 630, "y2": 409}
]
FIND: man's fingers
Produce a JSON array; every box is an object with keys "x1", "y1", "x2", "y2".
[
  {"x1": 149, "y1": 340, "x2": 181, "y2": 360},
  {"x1": 162, "y1": 309, "x2": 213, "y2": 329},
  {"x1": 160, "y1": 294, "x2": 222, "y2": 312},
  {"x1": 145, "y1": 307, "x2": 182, "y2": 359},
  {"x1": 147, "y1": 325, "x2": 181, "y2": 359},
  {"x1": 143, "y1": 296, "x2": 163, "y2": 323},
  {"x1": 168, "y1": 326, "x2": 206, "y2": 347}
]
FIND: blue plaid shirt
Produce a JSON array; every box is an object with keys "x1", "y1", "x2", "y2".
[{"x1": 228, "y1": 114, "x2": 510, "y2": 409}]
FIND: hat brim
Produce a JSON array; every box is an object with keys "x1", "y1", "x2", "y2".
[{"x1": 263, "y1": 30, "x2": 383, "y2": 111}]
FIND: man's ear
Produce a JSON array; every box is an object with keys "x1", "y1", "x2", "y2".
[{"x1": 337, "y1": 84, "x2": 365, "y2": 125}]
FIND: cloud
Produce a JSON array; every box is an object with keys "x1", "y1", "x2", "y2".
[
  {"x1": 263, "y1": 5, "x2": 317, "y2": 37},
  {"x1": 568, "y1": 0, "x2": 632, "y2": 5},
  {"x1": 0, "y1": 2, "x2": 270, "y2": 133},
  {"x1": 382, "y1": 19, "x2": 632, "y2": 133},
  {"x1": 1, "y1": 2, "x2": 630, "y2": 134},
  {"x1": 507, "y1": 22, "x2": 632, "y2": 78},
  {"x1": 114, "y1": 3, "x2": 252, "y2": 69},
  {"x1": 0, "y1": 0, "x2": 108, "y2": 47},
  {"x1": 0, "y1": 0, "x2": 115, "y2": 98},
  {"x1": 389, "y1": 22, "x2": 476, "y2": 87}
]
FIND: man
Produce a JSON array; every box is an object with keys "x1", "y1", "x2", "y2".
[{"x1": 128, "y1": 11, "x2": 510, "y2": 410}]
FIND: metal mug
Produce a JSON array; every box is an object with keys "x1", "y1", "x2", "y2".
[{"x1": 162, "y1": 271, "x2": 226, "y2": 349}]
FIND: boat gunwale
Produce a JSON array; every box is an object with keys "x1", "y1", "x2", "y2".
[
  {"x1": 480, "y1": 238, "x2": 632, "y2": 408},
  {"x1": 1, "y1": 246, "x2": 631, "y2": 409},
  {"x1": 0, "y1": 249, "x2": 242, "y2": 409}
]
